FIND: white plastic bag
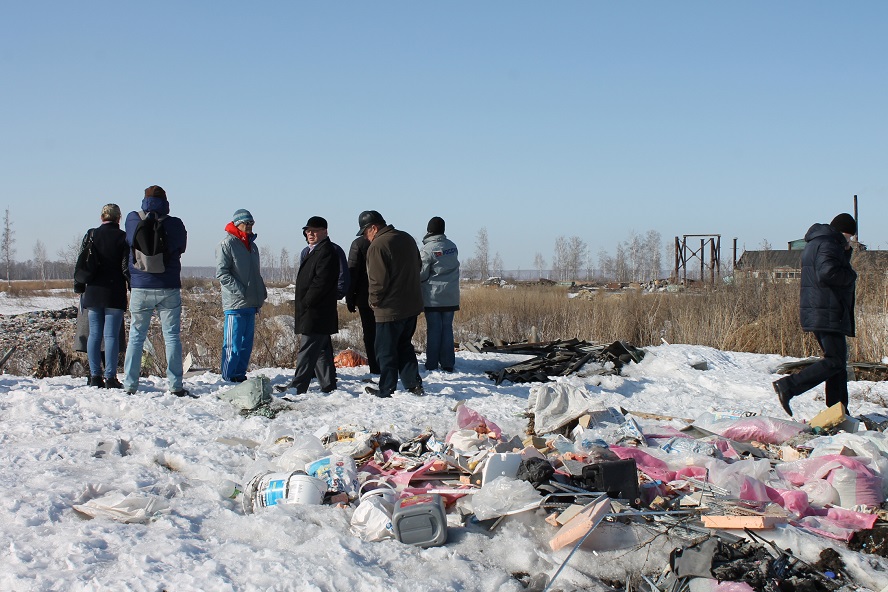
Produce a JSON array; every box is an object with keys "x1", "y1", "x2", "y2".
[
  {"x1": 471, "y1": 476, "x2": 541, "y2": 520},
  {"x1": 73, "y1": 491, "x2": 169, "y2": 523},
  {"x1": 350, "y1": 496, "x2": 394, "y2": 542},
  {"x1": 276, "y1": 434, "x2": 328, "y2": 473}
]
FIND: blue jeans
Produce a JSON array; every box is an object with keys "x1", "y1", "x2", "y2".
[
  {"x1": 221, "y1": 309, "x2": 257, "y2": 380},
  {"x1": 424, "y1": 310, "x2": 455, "y2": 371},
  {"x1": 86, "y1": 307, "x2": 125, "y2": 378},
  {"x1": 375, "y1": 315, "x2": 421, "y2": 395},
  {"x1": 123, "y1": 288, "x2": 183, "y2": 392}
]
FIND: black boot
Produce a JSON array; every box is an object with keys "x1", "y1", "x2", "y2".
[
  {"x1": 88, "y1": 375, "x2": 105, "y2": 388},
  {"x1": 104, "y1": 376, "x2": 123, "y2": 389}
]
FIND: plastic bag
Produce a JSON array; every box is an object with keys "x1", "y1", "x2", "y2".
[
  {"x1": 73, "y1": 490, "x2": 169, "y2": 523},
  {"x1": 449, "y1": 404, "x2": 502, "y2": 440},
  {"x1": 276, "y1": 434, "x2": 328, "y2": 473},
  {"x1": 471, "y1": 476, "x2": 541, "y2": 520},
  {"x1": 306, "y1": 455, "x2": 360, "y2": 499},
  {"x1": 216, "y1": 376, "x2": 272, "y2": 410},
  {"x1": 334, "y1": 349, "x2": 368, "y2": 368},
  {"x1": 350, "y1": 495, "x2": 394, "y2": 542}
]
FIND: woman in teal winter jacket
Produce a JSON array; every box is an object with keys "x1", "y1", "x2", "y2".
[{"x1": 215, "y1": 209, "x2": 267, "y2": 381}]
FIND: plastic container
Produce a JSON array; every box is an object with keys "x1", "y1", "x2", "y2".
[
  {"x1": 242, "y1": 471, "x2": 327, "y2": 513},
  {"x1": 391, "y1": 493, "x2": 447, "y2": 548}
]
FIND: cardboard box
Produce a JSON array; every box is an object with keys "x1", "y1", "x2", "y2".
[
  {"x1": 702, "y1": 515, "x2": 786, "y2": 530},
  {"x1": 809, "y1": 402, "x2": 846, "y2": 430},
  {"x1": 548, "y1": 497, "x2": 612, "y2": 551}
]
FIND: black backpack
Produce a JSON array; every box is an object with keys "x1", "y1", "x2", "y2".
[{"x1": 131, "y1": 210, "x2": 168, "y2": 273}]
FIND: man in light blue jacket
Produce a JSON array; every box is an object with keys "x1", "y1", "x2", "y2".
[
  {"x1": 419, "y1": 216, "x2": 460, "y2": 372},
  {"x1": 216, "y1": 209, "x2": 267, "y2": 382}
]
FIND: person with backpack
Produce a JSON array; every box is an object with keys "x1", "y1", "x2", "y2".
[
  {"x1": 215, "y1": 209, "x2": 267, "y2": 382},
  {"x1": 122, "y1": 185, "x2": 189, "y2": 397},
  {"x1": 75, "y1": 203, "x2": 129, "y2": 388}
]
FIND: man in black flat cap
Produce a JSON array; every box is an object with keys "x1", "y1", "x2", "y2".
[
  {"x1": 773, "y1": 212, "x2": 858, "y2": 417},
  {"x1": 356, "y1": 210, "x2": 424, "y2": 398},
  {"x1": 276, "y1": 216, "x2": 341, "y2": 394}
]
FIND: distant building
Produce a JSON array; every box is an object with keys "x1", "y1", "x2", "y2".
[{"x1": 735, "y1": 240, "x2": 888, "y2": 282}]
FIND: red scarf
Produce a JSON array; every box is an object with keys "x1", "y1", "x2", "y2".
[{"x1": 225, "y1": 222, "x2": 252, "y2": 251}]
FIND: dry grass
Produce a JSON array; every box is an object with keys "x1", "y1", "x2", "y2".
[
  {"x1": 446, "y1": 272, "x2": 887, "y2": 363},
  {"x1": 7, "y1": 271, "x2": 886, "y2": 378},
  {"x1": 0, "y1": 279, "x2": 72, "y2": 296}
]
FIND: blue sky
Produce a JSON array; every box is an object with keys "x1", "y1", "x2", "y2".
[{"x1": 3, "y1": 1, "x2": 886, "y2": 269}]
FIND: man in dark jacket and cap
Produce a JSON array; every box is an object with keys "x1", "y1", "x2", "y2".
[
  {"x1": 356, "y1": 210, "x2": 424, "y2": 398},
  {"x1": 773, "y1": 213, "x2": 858, "y2": 417},
  {"x1": 276, "y1": 216, "x2": 341, "y2": 394}
]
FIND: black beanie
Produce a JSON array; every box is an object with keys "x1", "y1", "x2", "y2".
[
  {"x1": 830, "y1": 213, "x2": 857, "y2": 235},
  {"x1": 145, "y1": 185, "x2": 167, "y2": 200},
  {"x1": 427, "y1": 216, "x2": 445, "y2": 235}
]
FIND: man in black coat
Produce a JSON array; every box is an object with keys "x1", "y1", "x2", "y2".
[
  {"x1": 773, "y1": 213, "x2": 858, "y2": 416},
  {"x1": 276, "y1": 216, "x2": 341, "y2": 394}
]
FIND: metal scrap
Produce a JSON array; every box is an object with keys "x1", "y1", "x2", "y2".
[{"x1": 470, "y1": 339, "x2": 645, "y2": 384}]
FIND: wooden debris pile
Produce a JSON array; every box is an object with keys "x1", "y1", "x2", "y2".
[
  {"x1": 461, "y1": 338, "x2": 645, "y2": 385},
  {"x1": 776, "y1": 358, "x2": 888, "y2": 382}
]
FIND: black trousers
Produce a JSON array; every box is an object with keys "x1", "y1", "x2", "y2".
[
  {"x1": 779, "y1": 331, "x2": 849, "y2": 411},
  {"x1": 358, "y1": 305, "x2": 379, "y2": 374},
  {"x1": 375, "y1": 315, "x2": 421, "y2": 395},
  {"x1": 291, "y1": 333, "x2": 336, "y2": 393}
]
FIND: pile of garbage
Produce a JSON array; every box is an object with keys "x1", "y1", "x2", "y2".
[{"x1": 202, "y1": 379, "x2": 888, "y2": 591}]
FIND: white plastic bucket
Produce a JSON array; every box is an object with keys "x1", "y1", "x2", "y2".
[
  {"x1": 287, "y1": 474, "x2": 327, "y2": 505},
  {"x1": 244, "y1": 471, "x2": 327, "y2": 513}
]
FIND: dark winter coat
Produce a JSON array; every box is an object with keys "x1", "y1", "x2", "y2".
[
  {"x1": 81, "y1": 221, "x2": 129, "y2": 310},
  {"x1": 125, "y1": 196, "x2": 188, "y2": 289},
  {"x1": 366, "y1": 225, "x2": 423, "y2": 323},
  {"x1": 301, "y1": 241, "x2": 349, "y2": 300},
  {"x1": 346, "y1": 236, "x2": 371, "y2": 310},
  {"x1": 294, "y1": 237, "x2": 340, "y2": 335},
  {"x1": 799, "y1": 223, "x2": 857, "y2": 337}
]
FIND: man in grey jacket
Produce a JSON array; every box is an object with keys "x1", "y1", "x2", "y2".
[
  {"x1": 420, "y1": 216, "x2": 460, "y2": 372},
  {"x1": 216, "y1": 209, "x2": 267, "y2": 382},
  {"x1": 356, "y1": 210, "x2": 424, "y2": 398}
]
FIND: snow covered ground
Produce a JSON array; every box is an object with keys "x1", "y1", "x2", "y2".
[
  {"x1": 0, "y1": 289, "x2": 78, "y2": 316},
  {"x1": 1, "y1": 298, "x2": 887, "y2": 591}
]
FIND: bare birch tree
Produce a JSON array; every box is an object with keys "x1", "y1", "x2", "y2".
[
  {"x1": 474, "y1": 227, "x2": 490, "y2": 280},
  {"x1": 491, "y1": 252, "x2": 504, "y2": 278},
  {"x1": 2, "y1": 207, "x2": 15, "y2": 286},
  {"x1": 533, "y1": 252, "x2": 546, "y2": 279},
  {"x1": 564, "y1": 236, "x2": 588, "y2": 281},
  {"x1": 33, "y1": 240, "x2": 47, "y2": 287}
]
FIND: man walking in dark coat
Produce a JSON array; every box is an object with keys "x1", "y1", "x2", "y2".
[
  {"x1": 276, "y1": 216, "x2": 341, "y2": 394},
  {"x1": 345, "y1": 235, "x2": 380, "y2": 374},
  {"x1": 356, "y1": 210, "x2": 424, "y2": 398},
  {"x1": 773, "y1": 213, "x2": 858, "y2": 417}
]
